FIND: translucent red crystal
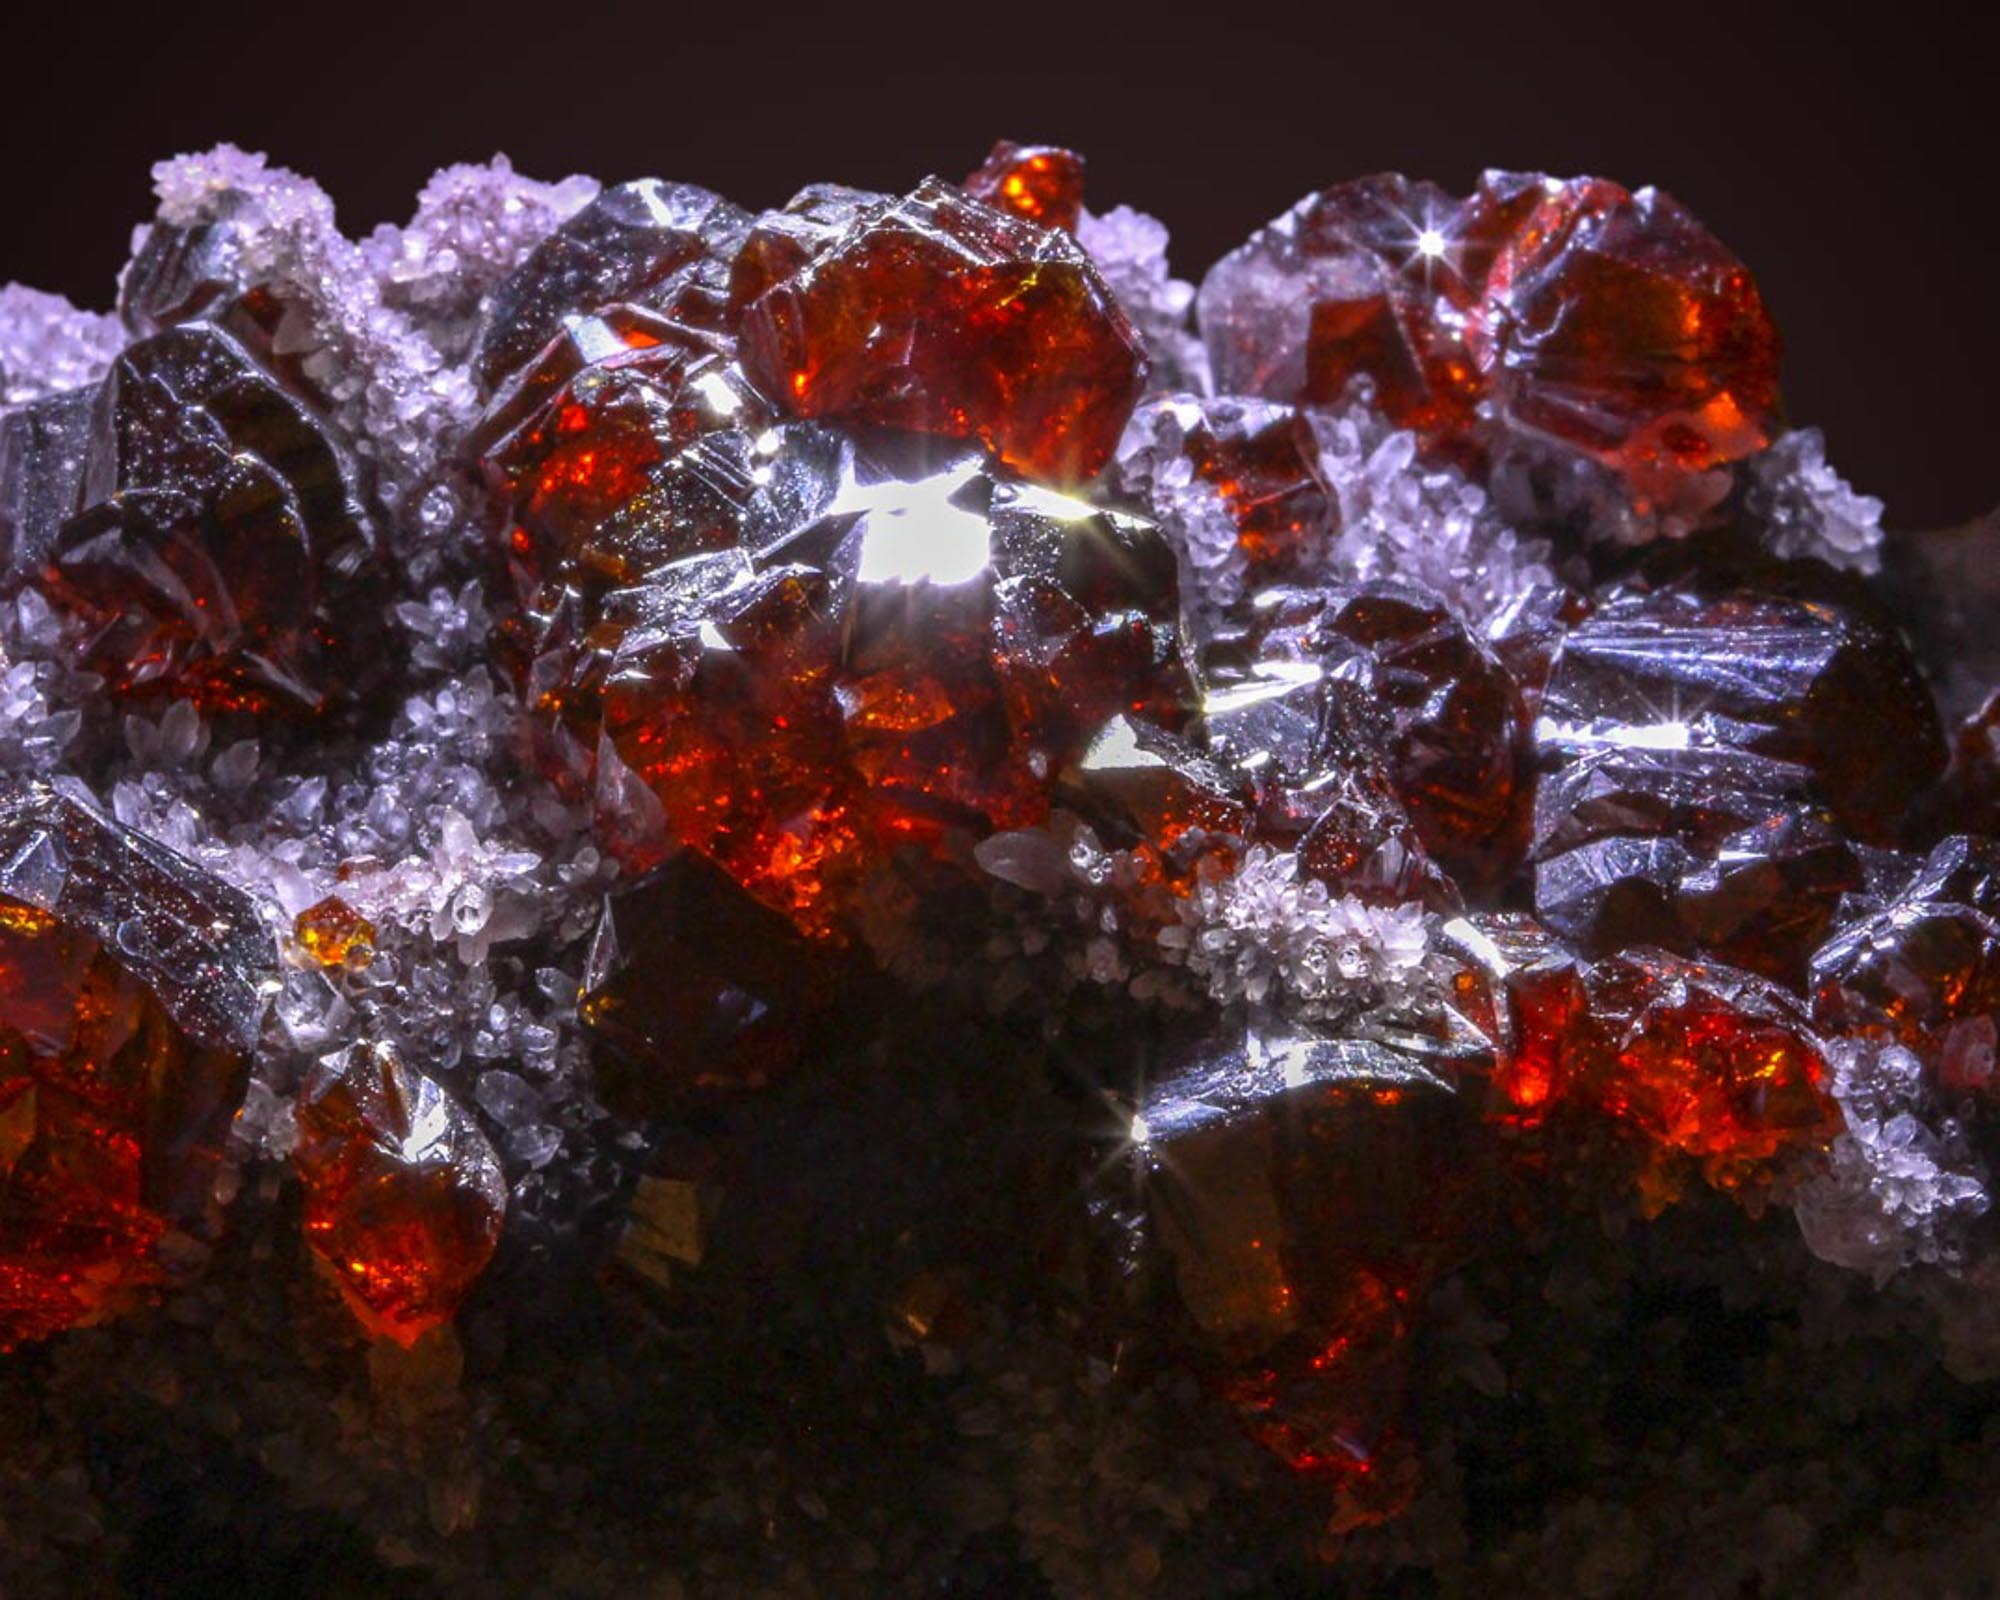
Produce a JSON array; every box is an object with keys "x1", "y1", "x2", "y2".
[
  {"x1": 1477, "y1": 178, "x2": 1783, "y2": 507},
  {"x1": 1534, "y1": 584, "x2": 1945, "y2": 980},
  {"x1": 963, "y1": 140, "x2": 1086, "y2": 234},
  {"x1": 1199, "y1": 170, "x2": 1783, "y2": 504},
  {"x1": 1811, "y1": 836, "x2": 2000, "y2": 1093},
  {"x1": 582, "y1": 458, "x2": 1190, "y2": 930},
  {"x1": 736, "y1": 178, "x2": 1146, "y2": 484},
  {"x1": 293, "y1": 1041, "x2": 505, "y2": 1345},
  {"x1": 1133, "y1": 1025, "x2": 1472, "y2": 1524},
  {"x1": 0, "y1": 784, "x2": 271, "y2": 1349}
]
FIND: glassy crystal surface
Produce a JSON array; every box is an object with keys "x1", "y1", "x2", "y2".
[
  {"x1": 474, "y1": 179, "x2": 750, "y2": 391},
  {"x1": 736, "y1": 178, "x2": 1146, "y2": 484},
  {"x1": 1534, "y1": 584, "x2": 1945, "y2": 978},
  {"x1": 293, "y1": 1040, "x2": 505, "y2": 1345},
  {"x1": 1132, "y1": 1021, "x2": 1465, "y2": 1523},
  {"x1": 1477, "y1": 178, "x2": 1782, "y2": 509},
  {"x1": 0, "y1": 781, "x2": 274, "y2": 1348},
  {"x1": 963, "y1": 140, "x2": 1087, "y2": 234},
  {"x1": 1811, "y1": 836, "x2": 2000, "y2": 1091},
  {"x1": 0, "y1": 387, "x2": 94, "y2": 582},
  {"x1": 34, "y1": 318, "x2": 388, "y2": 714},
  {"x1": 1199, "y1": 170, "x2": 1780, "y2": 508},
  {"x1": 571, "y1": 447, "x2": 1189, "y2": 930},
  {"x1": 580, "y1": 850, "x2": 838, "y2": 1111},
  {"x1": 292, "y1": 894, "x2": 375, "y2": 971}
]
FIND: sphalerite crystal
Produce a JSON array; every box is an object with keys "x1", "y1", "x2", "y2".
[
  {"x1": 1, "y1": 138, "x2": 1995, "y2": 1585},
  {"x1": 0, "y1": 781, "x2": 274, "y2": 1348},
  {"x1": 292, "y1": 1040, "x2": 505, "y2": 1346}
]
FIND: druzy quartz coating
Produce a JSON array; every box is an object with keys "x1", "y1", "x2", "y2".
[{"x1": 0, "y1": 136, "x2": 1989, "y2": 1573}]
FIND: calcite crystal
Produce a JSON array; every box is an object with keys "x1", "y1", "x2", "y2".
[
  {"x1": 1, "y1": 138, "x2": 1994, "y2": 1585},
  {"x1": 0, "y1": 782, "x2": 274, "y2": 1348}
]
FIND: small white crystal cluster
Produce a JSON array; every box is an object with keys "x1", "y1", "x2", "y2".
[
  {"x1": 1159, "y1": 846, "x2": 1429, "y2": 1021},
  {"x1": 0, "y1": 146, "x2": 635, "y2": 1209},
  {"x1": 1114, "y1": 385, "x2": 1554, "y2": 635},
  {"x1": 1792, "y1": 1038, "x2": 1990, "y2": 1283},
  {"x1": 965, "y1": 817, "x2": 1196, "y2": 1012},
  {"x1": 1077, "y1": 205, "x2": 1208, "y2": 396},
  {"x1": 0, "y1": 285, "x2": 123, "y2": 406},
  {"x1": 1745, "y1": 427, "x2": 1887, "y2": 574},
  {"x1": 138, "y1": 146, "x2": 566, "y2": 574},
  {"x1": 362, "y1": 155, "x2": 598, "y2": 362},
  {"x1": 1307, "y1": 392, "x2": 1556, "y2": 618}
]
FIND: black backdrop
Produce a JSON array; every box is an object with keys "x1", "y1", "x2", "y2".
[{"x1": 4, "y1": 2, "x2": 1992, "y2": 526}]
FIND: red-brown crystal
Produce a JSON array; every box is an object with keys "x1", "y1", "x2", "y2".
[
  {"x1": 736, "y1": 178, "x2": 1146, "y2": 484},
  {"x1": 293, "y1": 1041, "x2": 505, "y2": 1346},
  {"x1": 0, "y1": 785, "x2": 270, "y2": 1349},
  {"x1": 569, "y1": 454, "x2": 1190, "y2": 933},
  {"x1": 963, "y1": 140, "x2": 1087, "y2": 234},
  {"x1": 1476, "y1": 178, "x2": 1783, "y2": 509}
]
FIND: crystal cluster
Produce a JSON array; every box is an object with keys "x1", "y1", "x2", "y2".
[{"x1": 0, "y1": 135, "x2": 1994, "y2": 1571}]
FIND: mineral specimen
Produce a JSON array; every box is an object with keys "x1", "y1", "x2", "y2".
[
  {"x1": 577, "y1": 448, "x2": 1189, "y2": 930},
  {"x1": 473, "y1": 179, "x2": 749, "y2": 391},
  {"x1": 0, "y1": 138, "x2": 1991, "y2": 1591},
  {"x1": 1533, "y1": 583, "x2": 1945, "y2": 978},
  {"x1": 1131, "y1": 1022, "x2": 1469, "y2": 1525},
  {"x1": 292, "y1": 1040, "x2": 505, "y2": 1345},
  {"x1": 0, "y1": 781, "x2": 274, "y2": 1348}
]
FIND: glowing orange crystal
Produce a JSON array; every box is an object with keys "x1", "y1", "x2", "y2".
[
  {"x1": 736, "y1": 178, "x2": 1146, "y2": 484},
  {"x1": 1575, "y1": 950, "x2": 1838, "y2": 1197},
  {"x1": 575, "y1": 452, "x2": 1189, "y2": 933},
  {"x1": 0, "y1": 783, "x2": 271, "y2": 1349},
  {"x1": 292, "y1": 895, "x2": 375, "y2": 972},
  {"x1": 963, "y1": 140, "x2": 1087, "y2": 234},
  {"x1": 292, "y1": 1041, "x2": 505, "y2": 1345},
  {"x1": 1477, "y1": 177, "x2": 1783, "y2": 509}
]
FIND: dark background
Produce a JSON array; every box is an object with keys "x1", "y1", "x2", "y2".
[{"x1": 4, "y1": 4, "x2": 1992, "y2": 525}]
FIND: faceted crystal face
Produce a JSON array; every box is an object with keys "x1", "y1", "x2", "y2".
[
  {"x1": 1133, "y1": 1023, "x2": 1466, "y2": 1521},
  {"x1": 1811, "y1": 836, "x2": 2000, "y2": 1089},
  {"x1": 1442, "y1": 920, "x2": 1836, "y2": 1189},
  {"x1": 293, "y1": 1041, "x2": 505, "y2": 1346},
  {"x1": 1573, "y1": 949, "x2": 1837, "y2": 1193},
  {"x1": 962, "y1": 140, "x2": 1087, "y2": 234},
  {"x1": 1477, "y1": 178, "x2": 1783, "y2": 506},
  {"x1": 736, "y1": 178, "x2": 1147, "y2": 484},
  {"x1": 34, "y1": 317, "x2": 388, "y2": 715},
  {"x1": 474, "y1": 179, "x2": 751, "y2": 391},
  {"x1": 1198, "y1": 170, "x2": 1781, "y2": 504},
  {"x1": 1117, "y1": 394, "x2": 1337, "y2": 600},
  {"x1": 292, "y1": 895, "x2": 375, "y2": 972},
  {"x1": 1310, "y1": 583, "x2": 1530, "y2": 888},
  {"x1": 473, "y1": 306, "x2": 776, "y2": 599},
  {"x1": 1534, "y1": 584, "x2": 1946, "y2": 979},
  {"x1": 580, "y1": 850, "x2": 838, "y2": 1113},
  {"x1": 0, "y1": 782, "x2": 273, "y2": 1349},
  {"x1": 575, "y1": 447, "x2": 1190, "y2": 931}
]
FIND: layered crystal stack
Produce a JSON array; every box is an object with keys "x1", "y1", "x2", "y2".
[{"x1": 1, "y1": 138, "x2": 1994, "y2": 1551}]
